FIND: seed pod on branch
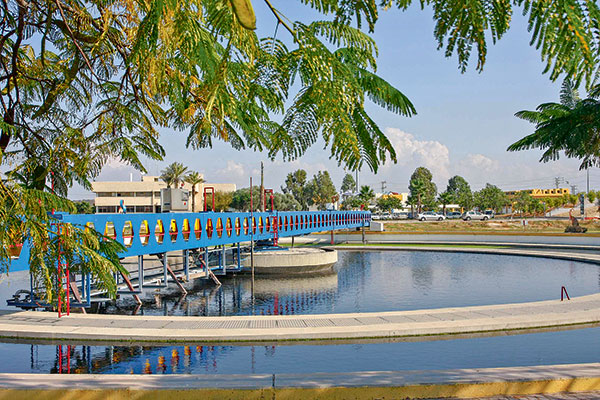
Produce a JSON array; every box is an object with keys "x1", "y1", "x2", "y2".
[{"x1": 230, "y1": 0, "x2": 256, "y2": 30}]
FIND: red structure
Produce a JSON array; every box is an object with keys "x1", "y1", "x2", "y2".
[{"x1": 203, "y1": 186, "x2": 215, "y2": 212}]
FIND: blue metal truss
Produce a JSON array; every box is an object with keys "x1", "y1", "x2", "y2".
[{"x1": 6, "y1": 210, "x2": 370, "y2": 309}]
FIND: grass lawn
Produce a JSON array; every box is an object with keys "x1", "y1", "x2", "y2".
[
  {"x1": 335, "y1": 243, "x2": 510, "y2": 249},
  {"x1": 382, "y1": 219, "x2": 600, "y2": 234}
]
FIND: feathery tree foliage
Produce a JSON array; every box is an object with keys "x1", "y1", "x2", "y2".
[
  {"x1": 383, "y1": 0, "x2": 600, "y2": 88},
  {"x1": 508, "y1": 80, "x2": 600, "y2": 170}
]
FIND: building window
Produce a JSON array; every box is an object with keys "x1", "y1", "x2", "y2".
[{"x1": 96, "y1": 206, "x2": 117, "y2": 213}]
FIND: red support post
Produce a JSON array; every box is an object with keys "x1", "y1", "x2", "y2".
[
  {"x1": 561, "y1": 286, "x2": 570, "y2": 301},
  {"x1": 264, "y1": 189, "x2": 277, "y2": 245},
  {"x1": 203, "y1": 187, "x2": 215, "y2": 212}
]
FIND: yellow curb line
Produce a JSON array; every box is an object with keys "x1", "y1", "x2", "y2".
[{"x1": 2, "y1": 376, "x2": 600, "y2": 399}]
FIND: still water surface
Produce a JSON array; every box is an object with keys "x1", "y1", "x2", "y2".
[
  {"x1": 97, "y1": 251, "x2": 600, "y2": 316},
  {"x1": 3, "y1": 327, "x2": 600, "y2": 374}
]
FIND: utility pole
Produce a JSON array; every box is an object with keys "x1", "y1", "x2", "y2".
[
  {"x1": 380, "y1": 181, "x2": 387, "y2": 194},
  {"x1": 260, "y1": 162, "x2": 265, "y2": 212},
  {"x1": 586, "y1": 168, "x2": 590, "y2": 194},
  {"x1": 554, "y1": 177, "x2": 561, "y2": 189},
  {"x1": 570, "y1": 184, "x2": 578, "y2": 195},
  {"x1": 355, "y1": 170, "x2": 359, "y2": 193}
]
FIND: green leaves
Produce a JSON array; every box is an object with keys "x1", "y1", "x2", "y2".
[
  {"x1": 509, "y1": 80, "x2": 600, "y2": 169},
  {"x1": 384, "y1": 0, "x2": 599, "y2": 86}
]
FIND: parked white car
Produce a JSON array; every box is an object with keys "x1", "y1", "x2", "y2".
[
  {"x1": 462, "y1": 211, "x2": 490, "y2": 221},
  {"x1": 416, "y1": 211, "x2": 446, "y2": 221}
]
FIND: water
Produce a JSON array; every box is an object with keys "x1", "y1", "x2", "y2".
[
  {"x1": 0, "y1": 250, "x2": 599, "y2": 375},
  {"x1": 4, "y1": 327, "x2": 600, "y2": 374},
  {"x1": 97, "y1": 251, "x2": 600, "y2": 316}
]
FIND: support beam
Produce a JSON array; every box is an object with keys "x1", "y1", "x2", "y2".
[
  {"x1": 118, "y1": 271, "x2": 142, "y2": 305},
  {"x1": 183, "y1": 250, "x2": 189, "y2": 281},
  {"x1": 68, "y1": 272, "x2": 86, "y2": 314},
  {"x1": 166, "y1": 265, "x2": 188, "y2": 295},
  {"x1": 137, "y1": 255, "x2": 144, "y2": 291}
]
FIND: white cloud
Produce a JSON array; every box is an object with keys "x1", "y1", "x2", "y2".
[
  {"x1": 382, "y1": 127, "x2": 451, "y2": 182},
  {"x1": 457, "y1": 154, "x2": 500, "y2": 173},
  {"x1": 214, "y1": 160, "x2": 246, "y2": 181}
]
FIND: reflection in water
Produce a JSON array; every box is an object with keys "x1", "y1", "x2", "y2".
[
  {"x1": 12, "y1": 325, "x2": 600, "y2": 375},
  {"x1": 92, "y1": 250, "x2": 600, "y2": 317}
]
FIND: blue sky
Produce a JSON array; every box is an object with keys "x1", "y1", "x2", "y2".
[{"x1": 71, "y1": 2, "x2": 600, "y2": 199}]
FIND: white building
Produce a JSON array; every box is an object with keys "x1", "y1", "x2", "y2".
[{"x1": 91, "y1": 175, "x2": 236, "y2": 213}]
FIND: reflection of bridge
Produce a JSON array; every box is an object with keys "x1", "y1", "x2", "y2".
[{"x1": 8, "y1": 210, "x2": 370, "y2": 311}]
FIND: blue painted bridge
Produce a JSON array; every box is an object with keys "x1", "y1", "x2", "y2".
[{"x1": 8, "y1": 210, "x2": 370, "y2": 310}]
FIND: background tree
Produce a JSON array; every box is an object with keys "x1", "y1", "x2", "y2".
[
  {"x1": 74, "y1": 201, "x2": 95, "y2": 214},
  {"x1": 230, "y1": 186, "x2": 262, "y2": 211},
  {"x1": 184, "y1": 172, "x2": 205, "y2": 212},
  {"x1": 305, "y1": 171, "x2": 338, "y2": 210},
  {"x1": 161, "y1": 163, "x2": 188, "y2": 188},
  {"x1": 473, "y1": 184, "x2": 508, "y2": 212},
  {"x1": 212, "y1": 191, "x2": 234, "y2": 212},
  {"x1": 342, "y1": 195, "x2": 364, "y2": 210},
  {"x1": 358, "y1": 185, "x2": 375, "y2": 207},
  {"x1": 438, "y1": 191, "x2": 453, "y2": 215},
  {"x1": 445, "y1": 175, "x2": 473, "y2": 211},
  {"x1": 273, "y1": 193, "x2": 302, "y2": 211},
  {"x1": 409, "y1": 167, "x2": 437, "y2": 211},
  {"x1": 341, "y1": 173, "x2": 357, "y2": 194},
  {"x1": 513, "y1": 191, "x2": 533, "y2": 216},
  {"x1": 74, "y1": 201, "x2": 94, "y2": 214},
  {"x1": 282, "y1": 169, "x2": 310, "y2": 210},
  {"x1": 376, "y1": 196, "x2": 403, "y2": 213},
  {"x1": 408, "y1": 179, "x2": 426, "y2": 213},
  {"x1": 587, "y1": 191, "x2": 597, "y2": 205}
]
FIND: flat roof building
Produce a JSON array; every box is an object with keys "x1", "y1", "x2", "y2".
[
  {"x1": 91, "y1": 175, "x2": 236, "y2": 213},
  {"x1": 504, "y1": 188, "x2": 570, "y2": 198}
]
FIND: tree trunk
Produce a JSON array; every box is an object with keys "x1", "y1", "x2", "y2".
[
  {"x1": 191, "y1": 187, "x2": 196, "y2": 212},
  {"x1": 0, "y1": 108, "x2": 15, "y2": 154}
]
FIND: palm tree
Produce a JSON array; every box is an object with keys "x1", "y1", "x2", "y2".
[
  {"x1": 358, "y1": 185, "x2": 375, "y2": 208},
  {"x1": 508, "y1": 80, "x2": 600, "y2": 170},
  {"x1": 438, "y1": 191, "x2": 453, "y2": 215},
  {"x1": 160, "y1": 162, "x2": 188, "y2": 188},
  {"x1": 409, "y1": 178, "x2": 426, "y2": 213},
  {"x1": 184, "y1": 171, "x2": 205, "y2": 212}
]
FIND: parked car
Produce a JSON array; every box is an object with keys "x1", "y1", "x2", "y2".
[
  {"x1": 446, "y1": 211, "x2": 462, "y2": 219},
  {"x1": 392, "y1": 212, "x2": 409, "y2": 220},
  {"x1": 416, "y1": 211, "x2": 446, "y2": 221},
  {"x1": 483, "y1": 210, "x2": 495, "y2": 218},
  {"x1": 462, "y1": 211, "x2": 490, "y2": 221}
]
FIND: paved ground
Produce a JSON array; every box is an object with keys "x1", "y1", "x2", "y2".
[
  {"x1": 473, "y1": 393, "x2": 600, "y2": 399},
  {"x1": 1, "y1": 363, "x2": 600, "y2": 398}
]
